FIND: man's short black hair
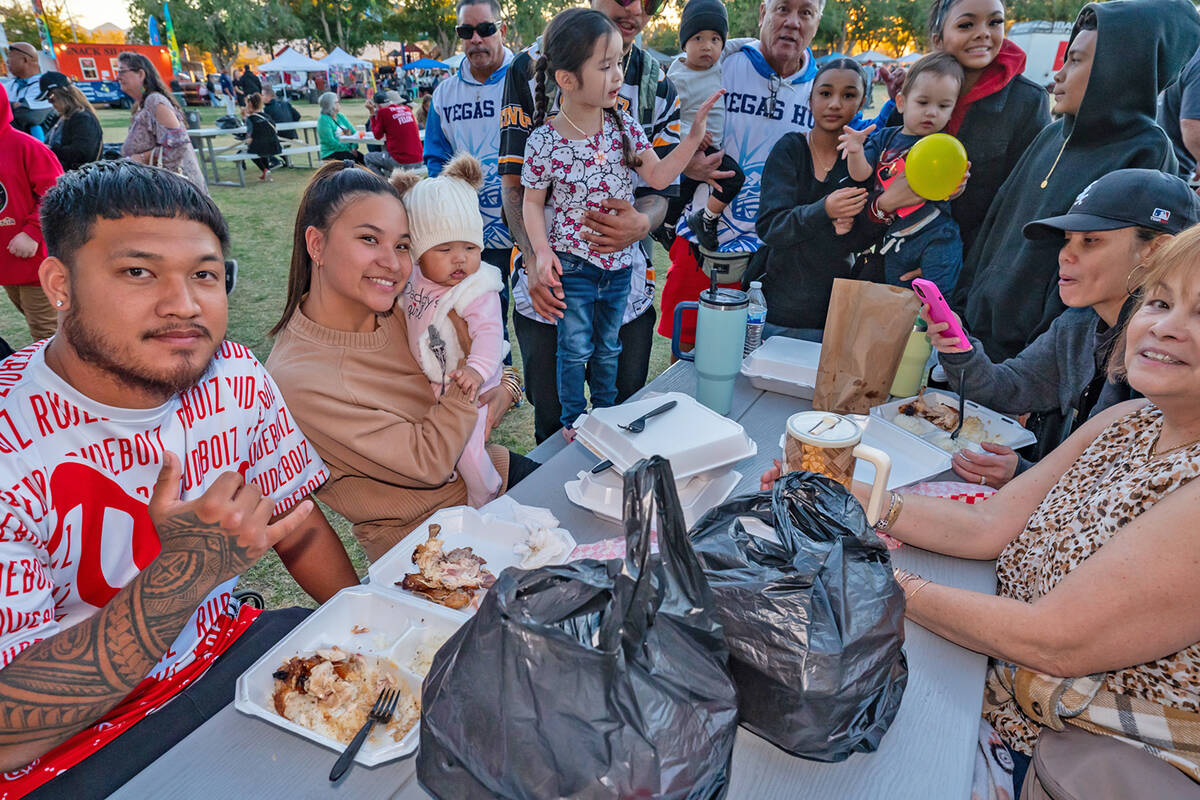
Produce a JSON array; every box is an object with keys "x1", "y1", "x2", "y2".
[{"x1": 41, "y1": 161, "x2": 230, "y2": 267}]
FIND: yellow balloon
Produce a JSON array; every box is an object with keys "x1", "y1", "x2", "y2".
[{"x1": 905, "y1": 133, "x2": 968, "y2": 201}]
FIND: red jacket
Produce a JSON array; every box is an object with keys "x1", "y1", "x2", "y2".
[
  {"x1": 369, "y1": 103, "x2": 422, "y2": 165},
  {"x1": 0, "y1": 83, "x2": 64, "y2": 286}
]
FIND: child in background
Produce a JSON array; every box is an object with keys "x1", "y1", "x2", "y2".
[
  {"x1": 667, "y1": 0, "x2": 746, "y2": 250},
  {"x1": 521, "y1": 7, "x2": 721, "y2": 439},
  {"x1": 243, "y1": 92, "x2": 282, "y2": 182},
  {"x1": 838, "y1": 52, "x2": 968, "y2": 292},
  {"x1": 391, "y1": 155, "x2": 507, "y2": 507}
]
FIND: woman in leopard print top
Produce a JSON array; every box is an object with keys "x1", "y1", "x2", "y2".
[{"x1": 760, "y1": 226, "x2": 1200, "y2": 784}]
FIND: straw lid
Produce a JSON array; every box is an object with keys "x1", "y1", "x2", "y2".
[{"x1": 786, "y1": 411, "x2": 862, "y2": 448}]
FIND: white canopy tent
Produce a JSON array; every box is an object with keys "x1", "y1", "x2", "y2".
[
  {"x1": 854, "y1": 50, "x2": 895, "y2": 64},
  {"x1": 321, "y1": 47, "x2": 372, "y2": 68},
  {"x1": 259, "y1": 47, "x2": 329, "y2": 73}
]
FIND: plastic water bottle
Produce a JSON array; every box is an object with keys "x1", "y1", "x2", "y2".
[{"x1": 744, "y1": 281, "x2": 767, "y2": 355}]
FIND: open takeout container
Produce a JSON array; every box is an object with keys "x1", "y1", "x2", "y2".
[
  {"x1": 779, "y1": 414, "x2": 952, "y2": 490},
  {"x1": 366, "y1": 506, "x2": 535, "y2": 614},
  {"x1": 870, "y1": 391, "x2": 1037, "y2": 453},
  {"x1": 234, "y1": 585, "x2": 465, "y2": 765},
  {"x1": 565, "y1": 468, "x2": 742, "y2": 528},
  {"x1": 740, "y1": 336, "x2": 822, "y2": 399},
  {"x1": 573, "y1": 392, "x2": 758, "y2": 481}
]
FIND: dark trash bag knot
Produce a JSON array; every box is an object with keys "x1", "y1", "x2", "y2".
[
  {"x1": 689, "y1": 471, "x2": 908, "y2": 761},
  {"x1": 417, "y1": 456, "x2": 740, "y2": 799}
]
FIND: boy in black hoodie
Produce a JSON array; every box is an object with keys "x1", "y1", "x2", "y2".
[{"x1": 951, "y1": 0, "x2": 1200, "y2": 361}]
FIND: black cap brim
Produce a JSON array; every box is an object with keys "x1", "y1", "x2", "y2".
[{"x1": 1023, "y1": 213, "x2": 1135, "y2": 240}]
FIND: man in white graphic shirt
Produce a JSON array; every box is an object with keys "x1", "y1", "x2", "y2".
[{"x1": 0, "y1": 161, "x2": 358, "y2": 799}]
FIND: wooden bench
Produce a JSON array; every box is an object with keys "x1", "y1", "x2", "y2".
[{"x1": 214, "y1": 144, "x2": 321, "y2": 186}]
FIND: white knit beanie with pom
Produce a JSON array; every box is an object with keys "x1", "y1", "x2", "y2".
[{"x1": 394, "y1": 155, "x2": 484, "y2": 264}]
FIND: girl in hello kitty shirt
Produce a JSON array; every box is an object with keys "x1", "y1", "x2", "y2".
[{"x1": 521, "y1": 7, "x2": 721, "y2": 440}]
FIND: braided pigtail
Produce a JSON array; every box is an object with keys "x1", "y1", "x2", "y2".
[
  {"x1": 533, "y1": 54, "x2": 550, "y2": 128},
  {"x1": 606, "y1": 106, "x2": 641, "y2": 168}
]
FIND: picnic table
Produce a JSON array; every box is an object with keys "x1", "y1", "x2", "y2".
[
  {"x1": 188, "y1": 120, "x2": 321, "y2": 188},
  {"x1": 109, "y1": 362, "x2": 996, "y2": 800}
]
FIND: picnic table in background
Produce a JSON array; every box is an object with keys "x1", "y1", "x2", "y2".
[
  {"x1": 107, "y1": 362, "x2": 996, "y2": 800},
  {"x1": 188, "y1": 120, "x2": 321, "y2": 188}
]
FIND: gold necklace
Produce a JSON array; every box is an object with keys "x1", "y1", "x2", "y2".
[
  {"x1": 808, "y1": 132, "x2": 836, "y2": 179},
  {"x1": 556, "y1": 106, "x2": 607, "y2": 164},
  {"x1": 1151, "y1": 430, "x2": 1200, "y2": 458}
]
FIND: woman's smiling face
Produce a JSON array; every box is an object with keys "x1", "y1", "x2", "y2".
[{"x1": 306, "y1": 192, "x2": 413, "y2": 316}]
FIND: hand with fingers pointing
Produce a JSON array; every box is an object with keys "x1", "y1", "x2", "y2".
[{"x1": 148, "y1": 452, "x2": 315, "y2": 586}]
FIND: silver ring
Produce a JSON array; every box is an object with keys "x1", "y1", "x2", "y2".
[{"x1": 979, "y1": 475, "x2": 987, "y2": 486}]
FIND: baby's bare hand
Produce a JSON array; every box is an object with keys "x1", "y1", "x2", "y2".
[{"x1": 452, "y1": 366, "x2": 484, "y2": 401}]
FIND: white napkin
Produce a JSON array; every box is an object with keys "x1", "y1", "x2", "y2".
[{"x1": 482, "y1": 496, "x2": 577, "y2": 569}]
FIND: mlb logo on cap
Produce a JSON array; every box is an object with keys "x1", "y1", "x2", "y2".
[{"x1": 1152, "y1": 208, "x2": 1171, "y2": 223}]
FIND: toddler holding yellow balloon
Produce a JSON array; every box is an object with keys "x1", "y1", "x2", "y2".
[{"x1": 838, "y1": 52, "x2": 968, "y2": 292}]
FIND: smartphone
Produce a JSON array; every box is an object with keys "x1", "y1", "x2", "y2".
[{"x1": 911, "y1": 278, "x2": 971, "y2": 350}]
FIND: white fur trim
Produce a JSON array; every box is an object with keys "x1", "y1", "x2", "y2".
[{"x1": 416, "y1": 263, "x2": 504, "y2": 386}]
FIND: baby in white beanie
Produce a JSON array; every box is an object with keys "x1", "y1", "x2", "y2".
[{"x1": 392, "y1": 155, "x2": 506, "y2": 507}]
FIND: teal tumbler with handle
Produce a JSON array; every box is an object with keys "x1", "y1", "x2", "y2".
[{"x1": 671, "y1": 288, "x2": 749, "y2": 415}]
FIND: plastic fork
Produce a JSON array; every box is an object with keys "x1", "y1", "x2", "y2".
[
  {"x1": 329, "y1": 688, "x2": 398, "y2": 781},
  {"x1": 618, "y1": 400, "x2": 678, "y2": 433},
  {"x1": 949, "y1": 377, "x2": 967, "y2": 441}
]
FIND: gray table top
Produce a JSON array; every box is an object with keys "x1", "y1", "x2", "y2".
[{"x1": 110, "y1": 364, "x2": 995, "y2": 800}]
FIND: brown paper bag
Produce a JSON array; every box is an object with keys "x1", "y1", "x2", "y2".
[{"x1": 813, "y1": 279, "x2": 921, "y2": 414}]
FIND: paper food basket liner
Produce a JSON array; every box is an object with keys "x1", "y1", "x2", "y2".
[{"x1": 813, "y1": 279, "x2": 921, "y2": 415}]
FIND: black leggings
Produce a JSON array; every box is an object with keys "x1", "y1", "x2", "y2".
[
  {"x1": 665, "y1": 147, "x2": 746, "y2": 226},
  {"x1": 251, "y1": 156, "x2": 272, "y2": 171}
]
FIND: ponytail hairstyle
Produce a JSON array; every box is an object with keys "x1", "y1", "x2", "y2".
[
  {"x1": 118, "y1": 51, "x2": 180, "y2": 111},
  {"x1": 533, "y1": 7, "x2": 641, "y2": 168},
  {"x1": 269, "y1": 161, "x2": 401, "y2": 336},
  {"x1": 812, "y1": 57, "x2": 869, "y2": 111}
]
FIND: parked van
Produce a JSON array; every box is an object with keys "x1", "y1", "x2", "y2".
[{"x1": 1007, "y1": 21, "x2": 1073, "y2": 89}]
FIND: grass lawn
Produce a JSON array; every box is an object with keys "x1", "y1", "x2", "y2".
[{"x1": 2, "y1": 98, "x2": 673, "y2": 608}]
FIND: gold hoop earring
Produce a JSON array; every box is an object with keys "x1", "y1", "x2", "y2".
[{"x1": 1126, "y1": 263, "x2": 1148, "y2": 296}]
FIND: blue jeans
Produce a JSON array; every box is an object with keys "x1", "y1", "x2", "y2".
[
  {"x1": 884, "y1": 214, "x2": 963, "y2": 293},
  {"x1": 556, "y1": 253, "x2": 632, "y2": 429}
]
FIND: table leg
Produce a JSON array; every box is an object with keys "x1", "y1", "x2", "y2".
[{"x1": 207, "y1": 137, "x2": 223, "y2": 185}]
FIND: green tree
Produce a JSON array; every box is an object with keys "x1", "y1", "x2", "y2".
[
  {"x1": 0, "y1": 0, "x2": 92, "y2": 46},
  {"x1": 382, "y1": 0, "x2": 456, "y2": 58},
  {"x1": 127, "y1": 0, "x2": 300, "y2": 68},
  {"x1": 286, "y1": 0, "x2": 392, "y2": 55},
  {"x1": 500, "y1": 0, "x2": 575, "y2": 49}
]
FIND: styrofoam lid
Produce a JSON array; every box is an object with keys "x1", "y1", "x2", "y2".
[{"x1": 786, "y1": 411, "x2": 862, "y2": 448}]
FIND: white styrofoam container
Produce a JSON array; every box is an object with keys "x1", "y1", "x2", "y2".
[
  {"x1": 779, "y1": 415, "x2": 952, "y2": 490},
  {"x1": 565, "y1": 468, "x2": 742, "y2": 528},
  {"x1": 573, "y1": 392, "x2": 758, "y2": 480},
  {"x1": 234, "y1": 585, "x2": 465, "y2": 765},
  {"x1": 870, "y1": 391, "x2": 1037, "y2": 452},
  {"x1": 740, "y1": 337, "x2": 822, "y2": 399},
  {"x1": 366, "y1": 506, "x2": 533, "y2": 613}
]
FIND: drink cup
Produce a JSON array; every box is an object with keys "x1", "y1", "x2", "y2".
[
  {"x1": 671, "y1": 288, "x2": 748, "y2": 415},
  {"x1": 783, "y1": 411, "x2": 891, "y2": 525}
]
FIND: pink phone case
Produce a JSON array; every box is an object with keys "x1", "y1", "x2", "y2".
[{"x1": 912, "y1": 278, "x2": 971, "y2": 350}]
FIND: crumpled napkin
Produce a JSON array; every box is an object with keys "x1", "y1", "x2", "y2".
[{"x1": 482, "y1": 496, "x2": 577, "y2": 569}]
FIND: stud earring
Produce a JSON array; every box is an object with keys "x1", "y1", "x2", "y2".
[{"x1": 55, "y1": 300, "x2": 64, "y2": 308}]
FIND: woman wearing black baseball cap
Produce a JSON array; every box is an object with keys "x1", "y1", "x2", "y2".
[
  {"x1": 922, "y1": 168, "x2": 1200, "y2": 487},
  {"x1": 38, "y1": 72, "x2": 102, "y2": 171}
]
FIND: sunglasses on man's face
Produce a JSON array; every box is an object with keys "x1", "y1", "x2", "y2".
[
  {"x1": 456, "y1": 21, "x2": 499, "y2": 39},
  {"x1": 612, "y1": 0, "x2": 666, "y2": 18}
]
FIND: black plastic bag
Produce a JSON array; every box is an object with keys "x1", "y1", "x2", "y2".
[
  {"x1": 689, "y1": 471, "x2": 908, "y2": 761},
  {"x1": 418, "y1": 456, "x2": 739, "y2": 799}
]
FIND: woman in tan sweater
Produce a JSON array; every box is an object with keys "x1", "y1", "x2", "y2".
[{"x1": 266, "y1": 162, "x2": 534, "y2": 561}]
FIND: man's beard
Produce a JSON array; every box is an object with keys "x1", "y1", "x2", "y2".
[{"x1": 62, "y1": 306, "x2": 217, "y2": 399}]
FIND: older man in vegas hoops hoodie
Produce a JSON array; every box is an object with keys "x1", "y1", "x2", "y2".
[{"x1": 0, "y1": 83, "x2": 62, "y2": 343}]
